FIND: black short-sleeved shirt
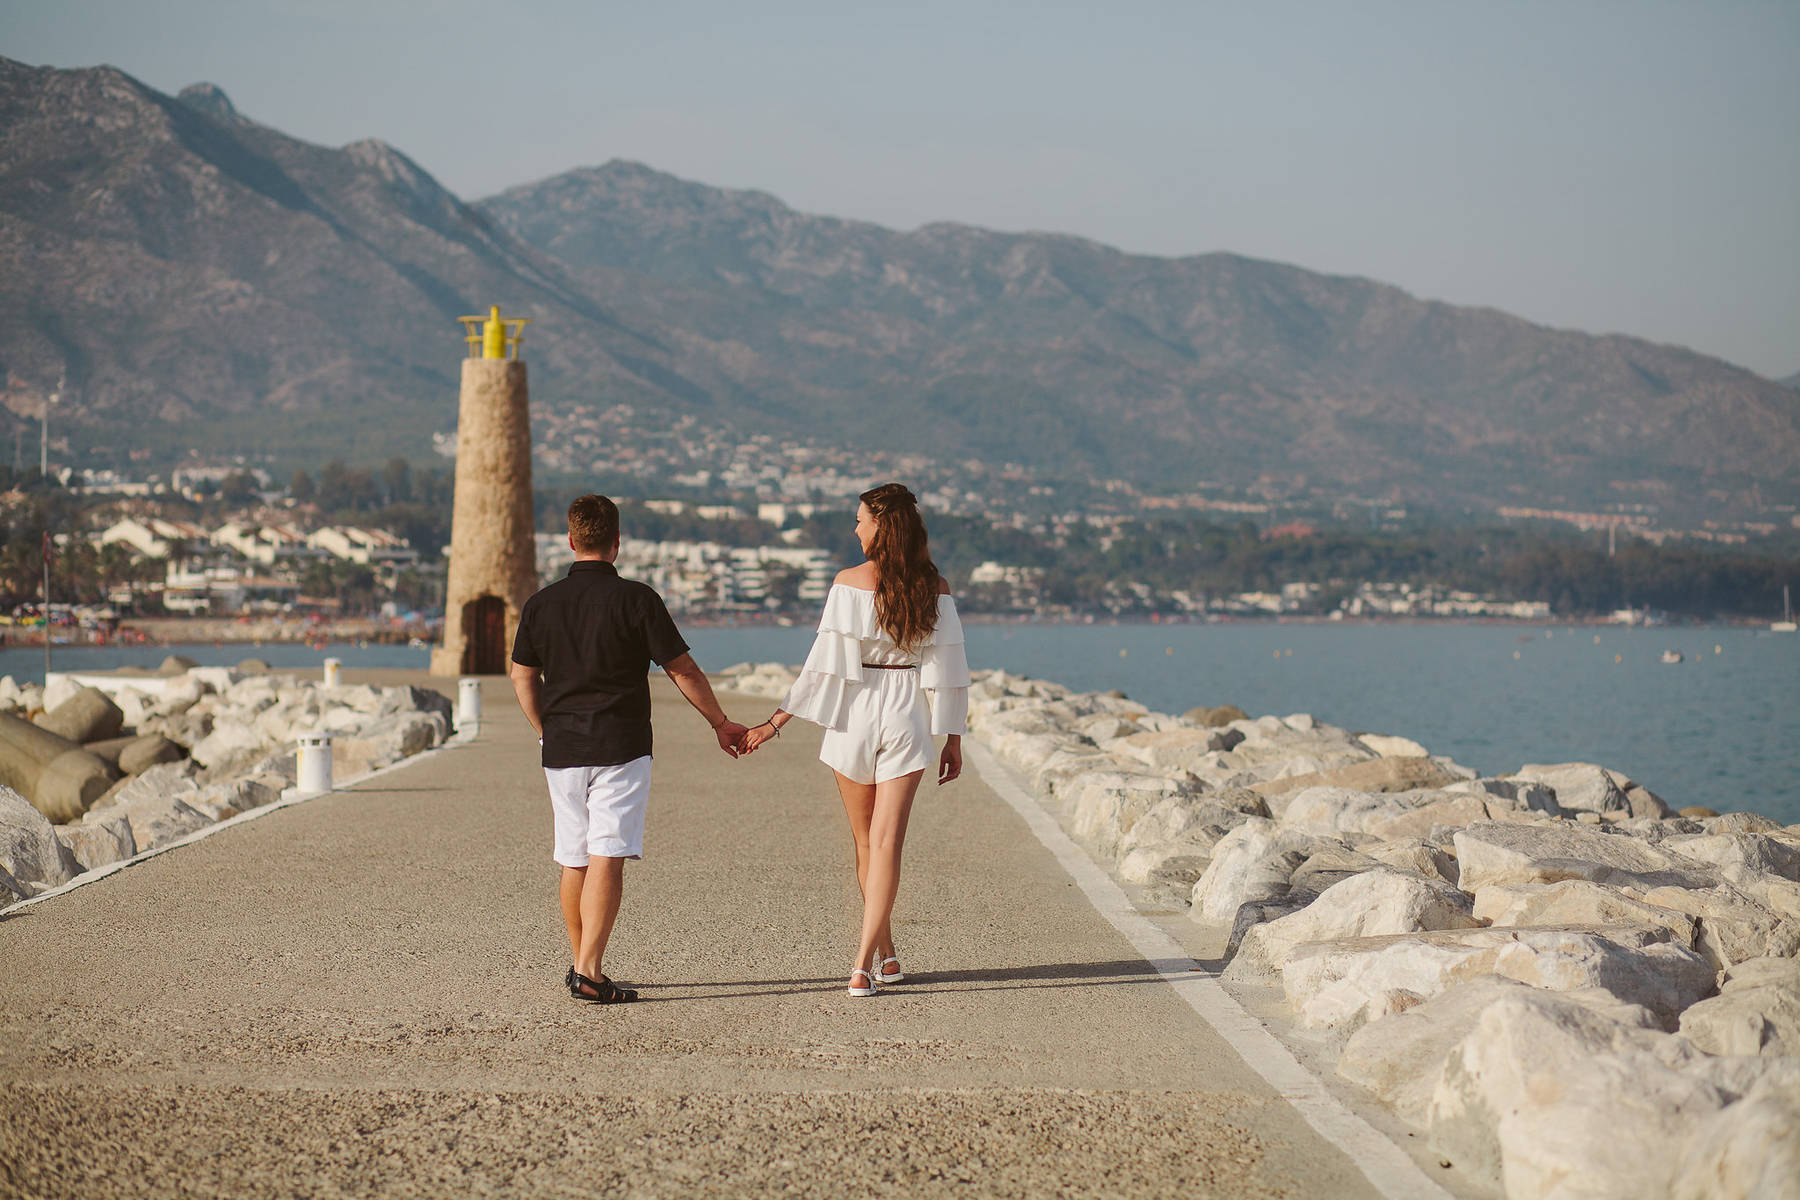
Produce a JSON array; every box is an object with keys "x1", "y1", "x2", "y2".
[{"x1": 510, "y1": 561, "x2": 690, "y2": 768}]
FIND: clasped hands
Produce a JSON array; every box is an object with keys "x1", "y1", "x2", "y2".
[
  {"x1": 710, "y1": 718, "x2": 773, "y2": 758},
  {"x1": 715, "y1": 717, "x2": 964, "y2": 785}
]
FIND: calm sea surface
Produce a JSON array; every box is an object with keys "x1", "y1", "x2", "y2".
[{"x1": 5, "y1": 623, "x2": 1795, "y2": 823}]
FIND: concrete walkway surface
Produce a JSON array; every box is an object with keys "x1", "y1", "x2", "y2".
[{"x1": 1, "y1": 672, "x2": 1397, "y2": 1199}]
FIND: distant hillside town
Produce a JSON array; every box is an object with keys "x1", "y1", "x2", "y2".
[{"x1": 0, "y1": 449, "x2": 1794, "y2": 640}]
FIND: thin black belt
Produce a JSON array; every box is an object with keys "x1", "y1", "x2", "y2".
[{"x1": 862, "y1": 663, "x2": 917, "y2": 670}]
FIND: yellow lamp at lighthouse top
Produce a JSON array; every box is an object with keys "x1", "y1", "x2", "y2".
[{"x1": 457, "y1": 305, "x2": 532, "y2": 359}]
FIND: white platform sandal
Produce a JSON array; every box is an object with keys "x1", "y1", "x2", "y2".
[
  {"x1": 848, "y1": 967, "x2": 878, "y2": 997},
  {"x1": 876, "y1": 954, "x2": 904, "y2": 985}
]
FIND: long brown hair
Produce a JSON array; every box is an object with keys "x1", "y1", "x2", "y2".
[{"x1": 860, "y1": 483, "x2": 940, "y2": 649}]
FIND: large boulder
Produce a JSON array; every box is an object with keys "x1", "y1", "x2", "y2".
[
  {"x1": 1254, "y1": 756, "x2": 1465, "y2": 798},
  {"x1": 0, "y1": 712, "x2": 119, "y2": 822},
  {"x1": 1509, "y1": 761, "x2": 1630, "y2": 815},
  {"x1": 1227, "y1": 867, "x2": 1480, "y2": 979},
  {"x1": 187, "y1": 721, "x2": 270, "y2": 771},
  {"x1": 1355, "y1": 733, "x2": 1433, "y2": 759},
  {"x1": 1362, "y1": 837, "x2": 1460, "y2": 886},
  {"x1": 1453, "y1": 821, "x2": 1721, "y2": 892},
  {"x1": 1663, "y1": 831, "x2": 1800, "y2": 883},
  {"x1": 1639, "y1": 883, "x2": 1800, "y2": 971},
  {"x1": 35, "y1": 687, "x2": 125, "y2": 744},
  {"x1": 1363, "y1": 793, "x2": 1495, "y2": 841},
  {"x1": 1677, "y1": 956, "x2": 1800, "y2": 1057},
  {"x1": 1425, "y1": 988, "x2": 1729, "y2": 1198},
  {"x1": 1189, "y1": 818, "x2": 1338, "y2": 924},
  {"x1": 1279, "y1": 925, "x2": 1715, "y2": 1032},
  {"x1": 1113, "y1": 795, "x2": 1250, "y2": 885},
  {"x1": 1109, "y1": 727, "x2": 1244, "y2": 773},
  {"x1": 117, "y1": 734, "x2": 186, "y2": 776},
  {"x1": 1063, "y1": 770, "x2": 1197, "y2": 860},
  {"x1": 1183, "y1": 704, "x2": 1248, "y2": 727},
  {"x1": 0, "y1": 784, "x2": 80, "y2": 892},
  {"x1": 55, "y1": 812, "x2": 137, "y2": 873},
  {"x1": 1472, "y1": 879, "x2": 1699, "y2": 947},
  {"x1": 1277, "y1": 786, "x2": 1413, "y2": 836},
  {"x1": 332, "y1": 711, "x2": 446, "y2": 781},
  {"x1": 1671, "y1": 1069, "x2": 1800, "y2": 1200},
  {"x1": 1338, "y1": 975, "x2": 1661, "y2": 1125}
]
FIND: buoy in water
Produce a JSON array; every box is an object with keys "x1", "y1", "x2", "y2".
[
  {"x1": 1614, "y1": 654, "x2": 1622, "y2": 663},
  {"x1": 1119, "y1": 648, "x2": 1128, "y2": 657},
  {"x1": 1513, "y1": 650, "x2": 1521, "y2": 659}
]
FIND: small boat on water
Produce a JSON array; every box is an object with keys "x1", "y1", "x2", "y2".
[
  {"x1": 1660, "y1": 650, "x2": 1684, "y2": 664},
  {"x1": 1775, "y1": 585, "x2": 1797, "y2": 633}
]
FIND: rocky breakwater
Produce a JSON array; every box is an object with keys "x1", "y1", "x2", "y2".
[
  {"x1": 718, "y1": 661, "x2": 1800, "y2": 1200},
  {"x1": 0, "y1": 668, "x2": 453, "y2": 909}
]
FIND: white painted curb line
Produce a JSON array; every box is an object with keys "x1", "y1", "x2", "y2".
[
  {"x1": 967, "y1": 739, "x2": 1454, "y2": 1200},
  {"x1": 7, "y1": 724, "x2": 479, "y2": 915}
]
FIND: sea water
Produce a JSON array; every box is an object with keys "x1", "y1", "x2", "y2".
[{"x1": 5, "y1": 623, "x2": 1794, "y2": 823}]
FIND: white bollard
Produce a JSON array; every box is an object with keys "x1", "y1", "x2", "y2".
[
  {"x1": 322, "y1": 657, "x2": 342, "y2": 687},
  {"x1": 457, "y1": 677, "x2": 483, "y2": 731},
  {"x1": 295, "y1": 732, "x2": 334, "y2": 793}
]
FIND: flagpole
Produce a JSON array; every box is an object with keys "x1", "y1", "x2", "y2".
[{"x1": 42, "y1": 531, "x2": 51, "y2": 683}]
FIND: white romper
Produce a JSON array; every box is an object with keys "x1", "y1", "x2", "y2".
[{"x1": 781, "y1": 585, "x2": 971, "y2": 784}]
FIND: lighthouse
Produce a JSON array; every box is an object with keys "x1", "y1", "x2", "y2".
[{"x1": 430, "y1": 306, "x2": 537, "y2": 676}]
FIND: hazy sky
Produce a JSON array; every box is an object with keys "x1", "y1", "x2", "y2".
[{"x1": 7, "y1": 0, "x2": 1798, "y2": 376}]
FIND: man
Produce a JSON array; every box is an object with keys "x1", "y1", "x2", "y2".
[{"x1": 509, "y1": 494, "x2": 747, "y2": 1004}]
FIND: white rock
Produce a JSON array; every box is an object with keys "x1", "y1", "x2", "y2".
[
  {"x1": 55, "y1": 813, "x2": 137, "y2": 872},
  {"x1": 1363, "y1": 792, "x2": 1497, "y2": 841},
  {"x1": 41, "y1": 675, "x2": 82, "y2": 712},
  {"x1": 1672, "y1": 1070, "x2": 1800, "y2": 1200},
  {"x1": 1640, "y1": 883, "x2": 1800, "y2": 971},
  {"x1": 1426, "y1": 988, "x2": 1726, "y2": 1199},
  {"x1": 1228, "y1": 867, "x2": 1480, "y2": 978},
  {"x1": 1108, "y1": 726, "x2": 1244, "y2": 773},
  {"x1": 1663, "y1": 831, "x2": 1800, "y2": 883},
  {"x1": 1472, "y1": 879, "x2": 1699, "y2": 947},
  {"x1": 1362, "y1": 838, "x2": 1460, "y2": 885},
  {"x1": 1065, "y1": 770, "x2": 1196, "y2": 859},
  {"x1": 1447, "y1": 777, "x2": 1564, "y2": 816},
  {"x1": 1510, "y1": 761, "x2": 1630, "y2": 815},
  {"x1": 114, "y1": 792, "x2": 212, "y2": 851},
  {"x1": 1279, "y1": 786, "x2": 1412, "y2": 835},
  {"x1": 332, "y1": 711, "x2": 445, "y2": 780},
  {"x1": 1279, "y1": 925, "x2": 1714, "y2": 1032},
  {"x1": 1454, "y1": 821, "x2": 1721, "y2": 892},
  {"x1": 188, "y1": 721, "x2": 270, "y2": 770},
  {"x1": 1357, "y1": 733, "x2": 1432, "y2": 758},
  {"x1": 92, "y1": 760, "x2": 200, "y2": 814},
  {"x1": 1677, "y1": 956, "x2": 1800, "y2": 1057},
  {"x1": 1189, "y1": 818, "x2": 1335, "y2": 924},
  {"x1": 0, "y1": 784, "x2": 80, "y2": 892},
  {"x1": 1339, "y1": 975, "x2": 1660, "y2": 1125}
]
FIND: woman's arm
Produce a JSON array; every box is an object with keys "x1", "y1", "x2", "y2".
[{"x1": 740, "y1": 708, "x2": 792, "y2": 754}]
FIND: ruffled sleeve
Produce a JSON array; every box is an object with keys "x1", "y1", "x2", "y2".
[
  {"x1": 780, "y1": 586, "x2": 870, "y2": 731},
  {"x1": 921, "y1": 595, "x2": 970, "y2": 735}
]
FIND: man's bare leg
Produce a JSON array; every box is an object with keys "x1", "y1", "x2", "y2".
[
  {"x1": 559, "y1": 865, "x2": 587, "y2": 968},
  {"x1": 576, "y1": 855, "x2": 626, "y2": 980}
]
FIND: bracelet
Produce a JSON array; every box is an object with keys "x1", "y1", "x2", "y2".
[
  {"x1": 762, "y1": 717, "x2": 781, "y2": 737},
  {"x1": 709, "y1": 718, "x2": 726, "y2": 731}
]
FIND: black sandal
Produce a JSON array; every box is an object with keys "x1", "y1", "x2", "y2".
[{"x1": 571, "y1": 970, "x2": 638, "y2": 1004}]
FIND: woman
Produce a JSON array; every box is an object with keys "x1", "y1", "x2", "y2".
[{"x1": 739, "y1": 483, "x2": 970, "y2": 996}]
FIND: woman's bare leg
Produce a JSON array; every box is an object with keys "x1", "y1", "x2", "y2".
[{"x1": 848, "y1": 769, "x2": 923, "y2": 978}]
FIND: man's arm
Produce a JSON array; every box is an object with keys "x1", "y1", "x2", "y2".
[
  {"x1": 508, "y1": 661, "x2": 544, "y2": 740},
  {"x1": 661, "y1": 652, "x2": 747, "y2": 757}
]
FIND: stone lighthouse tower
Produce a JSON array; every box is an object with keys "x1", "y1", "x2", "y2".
[{"x1": 430, "y1": 306, "x2": 537, "y2": 676}]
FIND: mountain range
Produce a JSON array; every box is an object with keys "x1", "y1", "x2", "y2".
[{"x1": 3, "y1": 56, "x2": 1796, "y2": 516}]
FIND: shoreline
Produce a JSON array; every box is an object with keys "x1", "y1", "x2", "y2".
[{"x1": 3, "y1": 610, "x2": 1780, "y2": 652}]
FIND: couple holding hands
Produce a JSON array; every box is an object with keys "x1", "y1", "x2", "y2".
[{"x1": 508, "y1": 483, "x2": 969, "y2": 1005}]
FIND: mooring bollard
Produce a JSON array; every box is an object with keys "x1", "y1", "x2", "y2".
[
  {"x1": 295, "y1": 732, "x2": 334, "y2": 793},
  {"x1": 322, "y1": 657, "x2": 342, "y2": 687},
  {"x1": 457, "y1": 677, "x2": 482, "y2": 731}
]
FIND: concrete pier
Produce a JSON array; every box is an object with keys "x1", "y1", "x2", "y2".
[{"x1": 0, "y1": 672, "x2": 1402, "y2": 1199}]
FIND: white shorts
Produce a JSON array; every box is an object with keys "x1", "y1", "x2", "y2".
[
  {"x1": 819, "y1": 669, "x2": 934, "y2": 785},
  {"x1": 545, "y1": 756, "x2": 651, "y2": 866}
]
